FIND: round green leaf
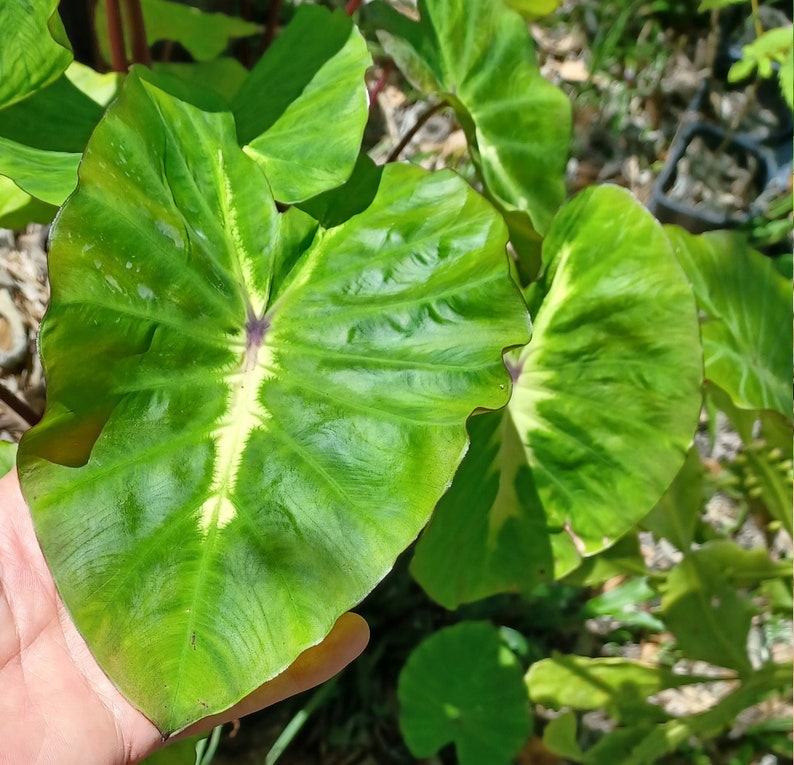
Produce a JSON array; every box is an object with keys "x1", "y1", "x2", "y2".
[
  {"x1": 398, "y1": 622, "x2": 531, "y2": 765},
  {"x1": 666, "y1": 227, "x2": 792, "y2": 417},
  {"x1": 18, "y1": 72, "x2": 528, "y2": 734},
  {"x1": 0, "y1": 0, "x2": 72, "y2": 108},
  {"x1": 412, "y1": 186, "x2": 703, "y2": 607}
]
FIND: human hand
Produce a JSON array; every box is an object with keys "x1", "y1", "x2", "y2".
[{"x1": 0, "y1": 470, "x2": 369, "y2": 764}]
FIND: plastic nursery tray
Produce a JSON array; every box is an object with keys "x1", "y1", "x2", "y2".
[{"x1": 649, "y1": 121, "x2": 776, "y2": 235}]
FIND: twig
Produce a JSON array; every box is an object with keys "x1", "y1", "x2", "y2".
[
  {"x1": 385, "y1": 101, "x2": 445, "y2": 163},
  {"x1": 345, "y1": 0, "x2": 363, "y2": 15},
  {"x1": 122, "y1": 0, "x2": 151, "y2": 67},
  {"x1": 0, "y1": 384, "x2": 40, "y2": 428},
  {"x1": 105, "y1": 0, "x2": 128, "y2": 72}
]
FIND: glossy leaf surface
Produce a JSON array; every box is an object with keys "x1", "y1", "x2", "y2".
[
  {"x1": 233, "y1": 6, "x2": 371, "y2": 203},
  {"x1": 399, "y1": 622, "x2": 531, "y2": 765},
  {"x1": 18, "y1": 72, "x2": 528, "y2": 733},
  {"x1": 412, "y1": 186, "x2": 702, "y2": 607},
  {"x1": 371, "y1": 0, "x2": 570, "y2": 235},
  {"x1": 0, "y1": 0, "x2": 72, "y2": 108},
  {"x1": 667, "y1": 227, "x2": 791, "y2": 416}
]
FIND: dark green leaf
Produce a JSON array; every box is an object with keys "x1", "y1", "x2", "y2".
[
  {"x1": 233, "y1": 6, "x2": 371, "y2": 203},
  {"x1": 0, "y1": 64, "x2": 115, "y2": 207},
  {"x1": 542, "y1": 710, "x2": 584, "y2": 762},
  {"x1": 413, "y1": 186, "x2": 702, "y2": 607},
  {"x1": 399, "y1": 622, "x2": 531, "y2": 765},
  {"x1": 19, "y1": 72, "x2": 528, "y2": 733}
]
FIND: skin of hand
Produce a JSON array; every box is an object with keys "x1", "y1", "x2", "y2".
[{"x1": 0, "y1": 470, "x2": 370, "y2": 765}]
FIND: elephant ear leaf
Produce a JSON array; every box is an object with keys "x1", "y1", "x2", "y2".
[
  {"x1": 412, "y1": 186, "x2": 703, "y2": 608},
  {"x1": 18, "y1": 71, "x2": 529, "y2": 734}
]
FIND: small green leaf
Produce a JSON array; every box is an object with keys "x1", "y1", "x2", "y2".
[
  {"x1": 0, "y1": 0, "x2": 72, "y2": 108},
  {"x1": 582, "y1": 578, "x2": 665, "y2": 632},
  {"x1": 0, "y1": 441, "x2": 17, "y2": 478},
  {"x1": 95, "y1": 0, "x2": 261, "y2": 63},
  {"x1": 542, "y1": 710, "x2": 584, "y2": 762},
  {"x1": 526, "y1": 655, "x2": 714, "y2": 723},
  {"x1": 667, "y1": 227, "x2": 792, "y2": 416},
  {"x1": 371, "y1": 0, "x2": 571, "y2": 236},
  {"x1": 399, "y1": 622, "x2": 531, "y2": 765},
  {"x1": 658, "y1": 540, "x2": 783, "y2": 673},
  {"x1": 19, "y1": 71, "x2": 528, "y2": 734},
  {"x1": 412, "y1": 186, "x2": 702, "y2": 607},
  {"x1": 233, "y1": 6, "x2": 371, "y2": 203}
]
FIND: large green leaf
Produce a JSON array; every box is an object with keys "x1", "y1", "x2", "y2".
[
  {"x1": 18, "y1": 72, "x2": 528, "y2": 734},
  {"x1": 232, "y1": 6, "x2": 371, "y2": 204},
  {"x1": 412, "y1": 186, "x2": 702, "y2": 607},
  {"x1": 95, "y1": 0, "x2": 261, "y2": 64},
  {"x1": 370, "y1": 0, "x2": 571, "y2": 236},
  {"x1": 666, "y1": 227, "x2": 791, "y2": 416},
  {"x1": 399, "y1": 621, "x2": 531, "y2": 765},
  {"x1": 0, "y1": 0, "x2": 72, "y2": 108}
]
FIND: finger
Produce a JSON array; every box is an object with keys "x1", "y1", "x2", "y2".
[{"x1": 175, "y1": 612, "x2": 369, "y2": 740}]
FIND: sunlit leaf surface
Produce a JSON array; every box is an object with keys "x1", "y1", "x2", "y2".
[
  {"x1": 412, "y1": 186, "x2": 702, "y2": 607},
  {"x1": 0, "y1": 0, "x2": 72, "y2": 108},
  {"x1": 18, "y1": 72, "x2": 528, "y2": 733}
]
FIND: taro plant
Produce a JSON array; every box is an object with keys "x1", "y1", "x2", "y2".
[{"x1": 0, "y1": 0, "x2": 790, "y2": 762}]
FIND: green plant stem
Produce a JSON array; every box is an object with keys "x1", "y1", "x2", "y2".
[
  {"x1": 264, "y1": 679, "x2": 338, "y2": 765},
  {"x1": 105, "y1": 0, "x2": 128, "y2": 72},
  {"x1": 122, "y1": 0, "x2": 151, "y2": 67},
  {"x1": 749, "y1": 0, "x2": 763, "y2": 39},
  {"x1": 196, "y1": 725, "x2": 223, "y2": 765},
  {"x1": 385, "y1": 101, "x2": 445, "y2": 163}
]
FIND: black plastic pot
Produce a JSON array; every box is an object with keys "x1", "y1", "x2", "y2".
[{"x1": 649, "y1": 121, "x2": 776, "y2": 234}]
